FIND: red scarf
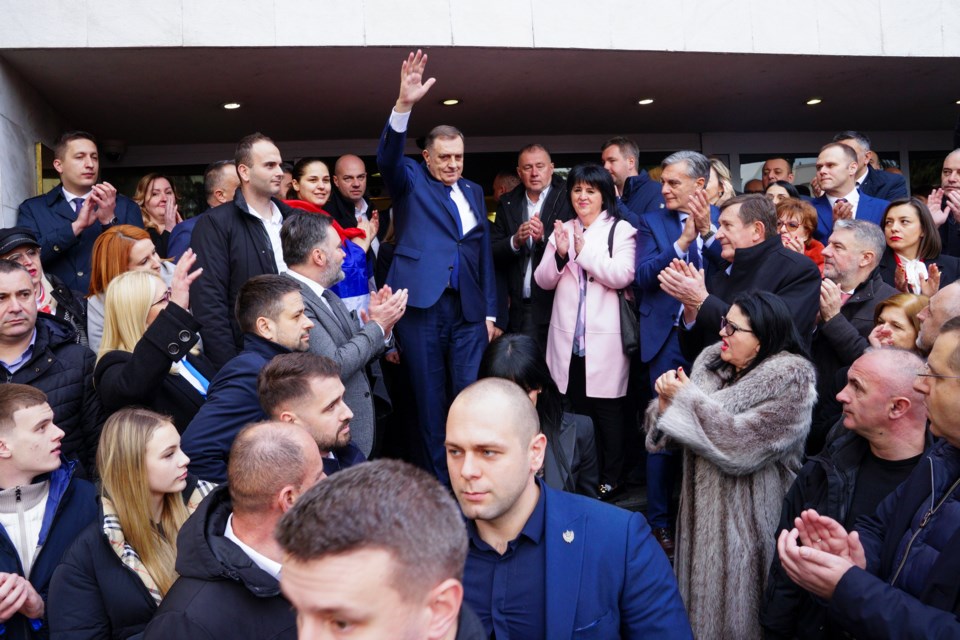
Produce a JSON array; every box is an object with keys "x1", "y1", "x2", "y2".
[{"x1": 283, "y1": 199, "x2": 366, "y2": 244}]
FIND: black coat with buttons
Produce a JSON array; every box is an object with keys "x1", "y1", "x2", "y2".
[
  {"x1": 2, "y1": 315, "x2": 103, "y2": 479},
  {"x1": 94, "y1": 302, "x2": 215, "y2": 433}
]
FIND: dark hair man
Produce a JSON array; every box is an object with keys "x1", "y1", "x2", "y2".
[
  {"x1": 490, "y1": 144, "x2": 573, "y2": 349},
  {"x1": 0, "y1": 384, "x2": 97, "y2": 640},
  {"x1": 144, "y1": 421, "x2": 322, "y2": 639},
  {"x1": 375, "y1": 50, "x2": 497, "y2": 484},
  {"x1": 281, "y1": 212, "x2": 406, "y2": 456},
  {"x1": 809, "y1": 142, "x2": 889, "y2": 241},
  {"x1": 259, "y1": 352, "x2": 367, "y2": 476},
  {"x1": 16, "y1": 131, "x2": 143, "y2": 292},
  {"x1": 166, "y1": 160, "x2": 239, "y2": 262},
  {"x1": 761, "y1": 157, "x2": 795, "y2": 189},
  {"x1": 182, "y1": 275, "x2": 313, "y2": 483},
  {"x1": 277, "y1": 459, "x2": 486, "y2": 640},
  {"x1": 833, "y1": 131, "x2": 908, "y2": 201},
  {"x1": 190, "y1": 134, "x2": 300, "y2": 369},
  {"x1": 446, "y1": 378, "x2": 692, "y2": 638},
  {"x1": 778, "y1": 319, "x2": 960, "y2": 638},
  {"x1": 601, "y1": 136, "x2": 665, "y2": 218}
]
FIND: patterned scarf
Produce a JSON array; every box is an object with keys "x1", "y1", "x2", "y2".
[{"x1": 101, "y1": 480, "x2": 215, "y2": 605}]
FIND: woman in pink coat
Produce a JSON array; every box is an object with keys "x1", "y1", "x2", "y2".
[{"x1": 535, "y1": 163, "x2": 637, "y2": 499}]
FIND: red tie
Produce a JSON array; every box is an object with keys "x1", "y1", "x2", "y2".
[{"x1": 840, "y1": 292, "x2": 853, "y2": 305}]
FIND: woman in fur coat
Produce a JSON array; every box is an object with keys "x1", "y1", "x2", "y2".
[{"x1": 646, "y1": 291, "x2": 816, "y2": 639}]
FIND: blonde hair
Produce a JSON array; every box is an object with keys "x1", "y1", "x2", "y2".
[
  {"x1": 133, "y1": 173, "x2": 179, "y2": 233},
  {"x1": 98, "y1": 271, "x2": 164, "y2": 362},
  {"x1": 97, "y1": 407, "x2": 189, "y2": 596}
]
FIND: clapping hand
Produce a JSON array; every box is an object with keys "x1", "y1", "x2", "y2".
[
  {"x1": 169, "y1": 248, "x2": 203, "y2": 310},
  {"x1": 832, "y1": 199, "x2": 854, "y2": 224},
  {"x1": 553, "y1": 220, "x2": 569, "y2": 258},
  {"x1": 89, "y1": 182, "x2": 118, "y2": 225}
]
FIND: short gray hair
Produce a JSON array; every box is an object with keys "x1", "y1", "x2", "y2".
[
  {"x1": 662, "y1": 150, "x2": 711, "y2": 185},
  {"x1": 281, "y1": 211, "x2": 333, "y2": 266},
  {"x1": 833, "y1": 219, "x2": 886, "y2": 267}
]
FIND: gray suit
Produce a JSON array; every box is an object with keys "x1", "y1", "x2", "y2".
[{"x1": 284, "y1": 273, "x2": 389, "y2": 456}]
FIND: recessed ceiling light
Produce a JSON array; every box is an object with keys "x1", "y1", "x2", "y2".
[
  {"x1": 222, "y1": 102, "x2": 241, "y2": 110},
  {"x1": 637, "y1": 98, "x2": 654, "y2": 105},
  {"x1": 806, "y1": 98, "x2": 822, "y2": 105},
  {"x1": 441, "y1": 99, "x2": 460, "y2": 106},
  {"x1": 956, "y1": 99, "x2": 960, "y2": 105}
]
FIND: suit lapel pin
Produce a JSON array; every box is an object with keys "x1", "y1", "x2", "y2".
[{"x1": 562, "y1": 530, "x2": 575, "y2": 543}]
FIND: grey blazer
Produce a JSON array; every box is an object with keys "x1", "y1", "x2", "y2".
[{"x1": 284, "y1": 273, "x2": 389, "y2": 457}]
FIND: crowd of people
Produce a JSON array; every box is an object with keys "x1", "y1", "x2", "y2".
[{"x1": 0, "y1": 48, "x2": 956, "y2": 638}]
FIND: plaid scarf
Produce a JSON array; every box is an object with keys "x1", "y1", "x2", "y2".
[{"x1": 101, "y1": 480, "x2": 215, "y2": 605}]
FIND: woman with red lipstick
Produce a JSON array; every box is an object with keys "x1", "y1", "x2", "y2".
[
  {"x1": 285, "y1": 157, "x2": 374, "y2": 319},
  {"x1": 535, "y1": 163, "x2": 636, "y2": 501},
  {"x1": 133, "y1": 173, "x2": 183, "y2": 260},
  {"x1": 878, "y1": 198, "x2": 960, "y2": 296},
  {"x1": 644, "y1": 291, "x2": 814, "y2": 639},
  {"x1": 49, "y1": 408, "x2": 213, "y2": 639}
]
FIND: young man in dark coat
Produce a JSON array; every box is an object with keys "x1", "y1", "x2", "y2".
[
  {"x1": 181, "y1": 275, "x2": 314, "y2": 483},
  {"x1": 778, "y1": 319, "x2": 960, "y2": 637},
  {"x1": 144, "y1": 421, "x2": 324, "y2": 640},
  {"x1": 0, "y1": 384, "x2": 97, "y2": 640},
  {"x1": 0, "y1": 262, "x2": 102, "y2": 479}
]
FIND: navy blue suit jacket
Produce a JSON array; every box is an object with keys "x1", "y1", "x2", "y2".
[
  {"x1": 859, "y1": 166, "x2": 908, "y2": 201},
  {"x1": 620, "y1": 170, "x2": 665, "y2": 223},
  {"x1": 811, "y1": 193, "x2": 889, "y2": 241},
  {"x1": 376, "y1": 120, "x2": 496, "y2": 322},
  {"x1": 17, "y1": 184, "x2": 143, "y2": 292},
  {"x1": 518, "y1": 484, "x2": 691, "y2": 638},
  {"x1": 181, "y1": 334, "x2": 289, "y2": 483},
  {"x1": 635, "y1": 209, "x2": 722, "y2": 363}
]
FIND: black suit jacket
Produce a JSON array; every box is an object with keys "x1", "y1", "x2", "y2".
[
  {"x1": 859, "y1": 166, "x2": 908, "y2": 201},
  {"x1": 94, "y1": 303, "x2": 215, "y2": 432},
  {"x1": 490, "y1": 175, "x2": 574, "y2": 331},
  {"x1": 876, "y1": 247, "x2": 960, "y2": 291}
]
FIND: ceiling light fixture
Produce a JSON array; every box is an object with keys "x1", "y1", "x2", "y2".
[
  {"x1": 806, "y1": 98, "x2": 822, "y2": 105},
  {"x1": 638, "y1": 98, "x2": 654, "y2": 105},
  {"x1": 956, "y1": 99, "x2": 960, "y2": 105},
  {"x1": 441, "y1": 99, "x2": 460, "y2": 106},
  {"x1": 222, "y1": 102, "x2": 242, "y2": 110}
]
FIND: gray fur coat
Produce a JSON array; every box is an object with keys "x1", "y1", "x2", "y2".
[{"x1": 645, "y1": 343, "x2": 816, "y2": 640}]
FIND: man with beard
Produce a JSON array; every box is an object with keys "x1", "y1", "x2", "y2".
[
  {"x1": 259, "y1": 352, "x2": 366, "y2": 475},
  {"x1": 281, "y1": 212, "x2": 406, "y2": 457}
]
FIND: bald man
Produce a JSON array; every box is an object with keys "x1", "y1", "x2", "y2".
[
  {"x1": 446, "y1": 379, "x2": 691, "y2": 639},
  {"x1": 917, "y1": 281, "x2": 960, "y2": 354},
  {"x1": 145, "y1": 421, "x2": 324, "y2": 639},
  {"x1": 762, "y1": 348, "x2": 931, "y2": 639},
  {"x1": 326, "y1": 154, "x2": 389, "y2": 260}
]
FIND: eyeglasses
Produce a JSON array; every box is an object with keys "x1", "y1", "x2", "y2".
[
  {"x1": 720, "y1": 316, "x2": 754, "y2": 336},
  {"x1": 151, "y1": 288, "x2": 172, "y2": 307},
  {"x1": 777, "y1": 220, "x2": 801, "y2": 231},
  {"x1": 4, "y1": 248, "x2": 39, "y2": 263},
  {"x1": 916, "y1": 362, "x2": 960, "y2": 381}
]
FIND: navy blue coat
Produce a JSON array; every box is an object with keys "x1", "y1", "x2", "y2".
[
  {"x1": 811, "y1": 193, "x2": 889, "y2": 241},
  {"x1": 635, "y1": 209, "x2": 723, "y2": 364},
  {"x1": 620, "y1": 170, "x2": 665, "y2": 223},
  {"x1": 2, "y1": 316, "x2": 103, "y2": 479},
  {"x1": 464, "y1": 483, "x2": 692, "y2": 638},
  {"x1": 376, "y1": 119, "x2": 496, "y2": 321},
  {"x1": 17, "y1": 185, "x2": 142, "y2": 293},
  {"x1": 321, "y1": 443, "x2": 366, "y2": 476},
  {"x1": 0, "y1": 462, "x2": 97, "y2": 640},
  {"x1": 859, "y1": 166, "x2": 908, "y2": 202},
  {"x1": 829, "y1": 440, "x2": 960, "y2": 638},
  {"x1": 181, "y1": 334, "x2": 290, "y2": 483}
]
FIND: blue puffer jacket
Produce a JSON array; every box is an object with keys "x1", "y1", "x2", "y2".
[
  {"x1": 829, "y1": 439, "x2": 960, "y2": 639},
  {"x1": 0, "y1": 460, "x2": 98, "y2": 639}
]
